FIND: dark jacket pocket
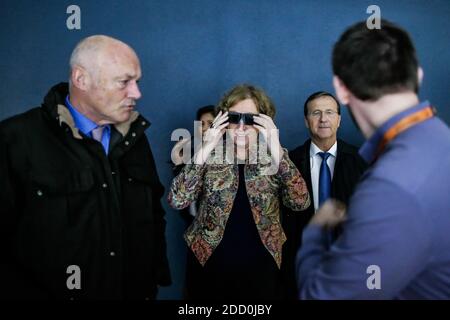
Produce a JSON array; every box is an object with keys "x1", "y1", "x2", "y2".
[
  {"x1": 30, "y1": 168, "x2": 99, "y2": 233},
  {"x1": 31, "y1": 168, "x2": 95, "y2": 194},
  {"x1": 123, "y1": 165, "x2": 162, "y2": 224},
  {"x1": 15, "y1": 168, "x2": 96, "y2": 295}
]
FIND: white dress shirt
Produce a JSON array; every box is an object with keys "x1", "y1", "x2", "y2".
[{"x1": 310, "y1": 141, "x2": 337, "y2": 211}]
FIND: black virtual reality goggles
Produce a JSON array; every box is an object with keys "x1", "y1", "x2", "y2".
[{"x1": 227, "y1": 112, "x2": 257, "y2": 126}]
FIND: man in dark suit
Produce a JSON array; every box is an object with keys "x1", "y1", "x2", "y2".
[{"x1": 282, "y1": 91, "x2": 367, "y2": 298}]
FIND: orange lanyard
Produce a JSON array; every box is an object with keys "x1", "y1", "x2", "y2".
[{"x1": 375, "y1": 106, "x2": 435, "y2": 160}]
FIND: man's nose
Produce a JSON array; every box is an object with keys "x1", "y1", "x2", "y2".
[
  {"x1": 319, "y1": 113, "x2": 328, "y2": 122},
  {"x1": 128, "y1": 81, "x2": 142, "y2": 100}
]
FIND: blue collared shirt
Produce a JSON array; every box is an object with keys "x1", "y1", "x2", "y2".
[
  {"x1": 65, "y1": 95, "x2": 111, "y2": 154},
  {"x1": 296, "y1": 100, "x2": 450, "y2": 299},
  {"x1": 359, "y1": 100, "x2": 430, "y2": 163}
]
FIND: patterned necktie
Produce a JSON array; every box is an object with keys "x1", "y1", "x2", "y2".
[
  {"x1": 91, "y1": 125, "x2": 104, "y2": 143},
  {"x1": 91, "y1": 125, "x2": 110, "y2": 154},
  {"x1": 318, "y1": 152, "x2": 332, "y2": 206}
]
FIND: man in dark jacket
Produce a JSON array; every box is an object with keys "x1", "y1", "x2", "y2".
[
  {"x1": 282, "y1": 91, "x2": 367, "y2": 298},
  {"x1": 0, "y1": 35, "x2": 171, "y2": 299}
]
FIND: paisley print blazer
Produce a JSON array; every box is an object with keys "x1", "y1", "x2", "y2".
[{"x1": 168, "y1": 149, "x2": 310, "y2": 268}]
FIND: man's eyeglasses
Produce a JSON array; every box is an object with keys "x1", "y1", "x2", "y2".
[
  {"x1": 308, "y1": 110, "x2": 339, "y2": 118},
  {"x1": 228, "y1": 112, "x2": 257, "y2": 125}
]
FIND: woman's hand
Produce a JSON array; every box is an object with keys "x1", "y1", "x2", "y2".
[
  {"x1": 253, "y1": 114, "x2": 283, "y2": 159},
  {"x1": 194, "y1": 111, "x2": 228, "y2": 165},
  {"x1": 171, "y1": 138, "x2": 191, "y2": 166}
]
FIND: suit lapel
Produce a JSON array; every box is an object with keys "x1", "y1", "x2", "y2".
[
  {"x1": 299, "y1": 140, "x2": 313, "y2": 197},
  {"x1": 332, "y1": 139, "x2": 345, "y2": 197}
]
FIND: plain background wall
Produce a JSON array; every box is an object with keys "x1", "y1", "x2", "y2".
[{"x1": 0, "y1": 0, "x2": 449, "y2": 299}]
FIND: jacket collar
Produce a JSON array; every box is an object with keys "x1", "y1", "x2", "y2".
[{"x1": 43, "y1": 82, "x2": 146, "y2": 139}]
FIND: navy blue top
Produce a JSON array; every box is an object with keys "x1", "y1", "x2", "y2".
[
  {"x1": 211, "y1": 164, "x2": 274, "y2": 268},
  {"x1": 188, "y1": 164, "x2": 282, "y2": 299},
  {"x1": 297, "y1": 101, "x2": 450, "y2": 299}
]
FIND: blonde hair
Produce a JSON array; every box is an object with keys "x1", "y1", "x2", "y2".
[{"x1": 217, "y1": 84, "x2": 276, "y2": 118}]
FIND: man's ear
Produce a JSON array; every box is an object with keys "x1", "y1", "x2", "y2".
[
  {"x1": 418, "y1": 67, "x2": 424, "y2": 86},
  {"x1": 304, "y1": 117, "x2": 309, "y2": 129},
  {"x1": 333, "y1": 76, "x2": 350, "y2": 105},
  {"x1": 71, "y1": 66, "x2": 89, "y2": 91}
]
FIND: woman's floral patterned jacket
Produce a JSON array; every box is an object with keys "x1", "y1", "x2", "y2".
[{"x1": 168, "y1": 149, "x2": 310, "y2": 268}]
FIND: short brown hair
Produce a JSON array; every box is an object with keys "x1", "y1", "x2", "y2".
[
  {"x1": 217, "y1": 84, "x2": 276, "y2": 118},
  {"x1": 304, "y1": 91, "x2": 340, "y2": 117},
  {"x1": 332, "y1": 19, "x2": 419, "y2": 101}
]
